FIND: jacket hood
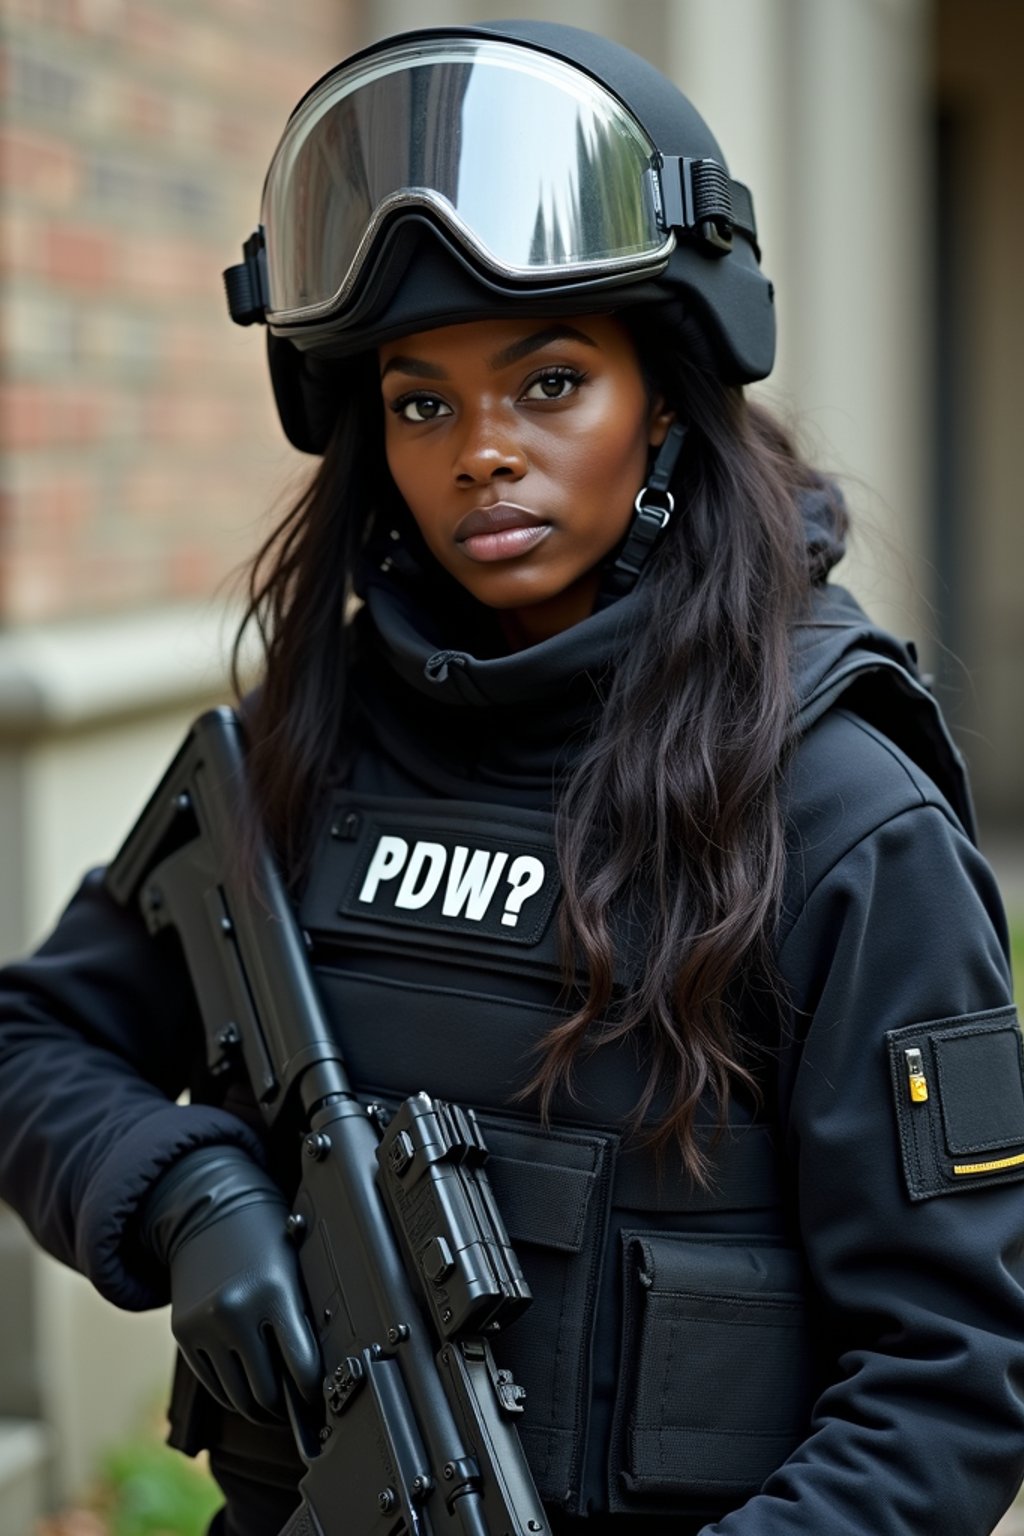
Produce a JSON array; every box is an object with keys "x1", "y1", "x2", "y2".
[
  {"x1": 789, "y1": 580, "x2": 976, "y2": 839},
  {"x1": 357, "y1": 481, "x2": 848, "y2": 709}
]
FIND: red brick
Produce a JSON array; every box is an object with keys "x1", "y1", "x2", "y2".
[
  {"x1": 69, "y1": 0, "x2": 130, "y2": 35},
  {"x1": 121, "y1": 84, "x2": 175, "y2": 140},
  {"x1": 168, "y1": 542, "x2": 216, "y2": 598},
  {"x1": 40, "y1": 221, "x2": 119, "y2": 289},
  {"x1": 7, "y1": 470, "x2": 95, "y2": 533},
  {"x1": 4, "y1": 0, "x2": 80, "y2": 28},
  {"x1": 0, "y1": 0, "x2": 352, "y2": 626},
  {"x1": 0, "y1": 383, "x2": 48, "y2": 449},
  {"x1": 0, "y1": 487, "x2": 14, "y2": 546},
  {"x1": 0, "y1": 126, "x2": 82, "y2": 205},
  {"x1": 117, "y1": 464, "x2": 180, "y2": 521},
  {"x1": 1, "y1": 382, "x2": 114, "y2": 449},
  {"x1": 0, "y1": 554, "x2": 68, "y2": 623},
  {"x1": 122, "y1": 6, "x2": 183, "y2": 62},
  {"x1": 0, "y1": 208, "x2": 39, "y2": 278},
  {"x1": 162, "y1": 320, "x2": 214, "y2": 373},
  {"x1": 116, "y1": 230, "x2": 216, "y2": 301}
]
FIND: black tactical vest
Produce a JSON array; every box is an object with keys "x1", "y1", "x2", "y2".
[{"x1": 289, "y1": 791, "x2": 816, "y2": 1523}]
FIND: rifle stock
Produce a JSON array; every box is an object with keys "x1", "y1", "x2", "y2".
[{"x1": 105, "y1": 707, "x2": 549, "y2": 1536}]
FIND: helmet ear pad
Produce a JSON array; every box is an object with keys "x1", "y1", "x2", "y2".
[
  {"x1": 657, "y1": 242, "x2": 776, "y2": 384},
  {"x1": 268, "y1": 334, "x2": 353, "y2": 455}
]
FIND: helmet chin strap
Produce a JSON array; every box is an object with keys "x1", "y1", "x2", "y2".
[{"x1": 597, "y1": 420, "x2": 688, "y2": 606}]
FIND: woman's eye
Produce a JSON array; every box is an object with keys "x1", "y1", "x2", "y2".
[
  {"x1": 393, "y1": 395, "x2": 451, "y2": 422},
  {"x1": 522, "y1": 368, "x2": 583, "y2": 401}
]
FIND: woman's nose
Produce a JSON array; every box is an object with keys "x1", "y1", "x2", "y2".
[{"x1": 453, "y1": 409, "x2": 527, "y2": 485}]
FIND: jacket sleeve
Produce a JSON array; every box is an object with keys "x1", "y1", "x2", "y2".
[
  {"x1": 0, "y1": 868, "x2": 266, "y2": 1311},
  {"x1": 706, "y1": 802, "x2": 1024, "y2": 1536}
]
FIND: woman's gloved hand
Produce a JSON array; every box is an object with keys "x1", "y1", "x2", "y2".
[{"x1": 138, "y1": 1146, "x2": 322, "y2": 1422}]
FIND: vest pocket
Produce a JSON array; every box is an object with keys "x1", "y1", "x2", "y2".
[
  {"x1": 476, "y1": 1115, "x2": 616, "y2": 1512},
  {"x1": 610, "y1": 1231, "x2": 816, "y2": 1510}
]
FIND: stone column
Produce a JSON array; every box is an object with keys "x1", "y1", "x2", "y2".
[{"x1": 667, "y1": 0, "x2": 934, "y2": 650}]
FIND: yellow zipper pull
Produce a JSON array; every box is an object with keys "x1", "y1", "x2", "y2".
[{"x1": 905, "y1": 1047, "x2": 929, "y2": 1103}]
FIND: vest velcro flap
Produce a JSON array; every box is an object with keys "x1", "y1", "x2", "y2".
[
  {"x1": 886, "y1": 1007, "x2": 1024, "y2": 1201},
  {"x1": 482, "y1": 1119, "x2": 607, "y2": 1254},
  {"x1": 477, "y1": 1115, "x2": 616, "y2": 1510},
  {"x1": 301, "y1": 792, "x2": 564, "y2": 978}
]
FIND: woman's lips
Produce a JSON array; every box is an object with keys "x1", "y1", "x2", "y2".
[{"x1": 455, "y1": 502, "x2": 553, "y2": 563}]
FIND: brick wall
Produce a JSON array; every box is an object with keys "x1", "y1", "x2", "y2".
[{"x1": 0, "y1": 0, "x2": 352, "y2": 625}]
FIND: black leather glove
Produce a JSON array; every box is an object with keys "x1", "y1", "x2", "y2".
[{"x1": 139, "y1": 1146, "x2": 321, "y2": 1422}]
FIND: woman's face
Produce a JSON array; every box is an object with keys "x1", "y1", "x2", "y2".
[{"x1": 378, "y1": 314, "x2": 673, "y2": 647}]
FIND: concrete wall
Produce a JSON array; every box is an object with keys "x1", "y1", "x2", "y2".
[
  {"x1": 666, "y1": 0, "x2": 933, "y2": 649},
  {"x1": 0, "y1": 608, "x2": 237, "y2": 1513}
]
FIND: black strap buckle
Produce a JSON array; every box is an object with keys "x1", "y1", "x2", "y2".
[
  {"x1": 223, "y1": 229, "x2": 269, "y2": 326},
  {"x1": 603, "y1": 421, "x2": 687, "y2": 598},
  {"x1": 615, "y1": 490, "x2": 674, "y2": 581},
  {"x1": 655, "y1": 157, "x2": 760, "y2": 258}
]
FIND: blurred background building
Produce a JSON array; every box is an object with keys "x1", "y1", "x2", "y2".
[{"x1": 0, "y1": 0, "x2": 1020, "y2": 1527}]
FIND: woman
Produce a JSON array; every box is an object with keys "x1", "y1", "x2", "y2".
[{"x1": 1, "y1": 21, "x2": 1022, "y2": 1536}]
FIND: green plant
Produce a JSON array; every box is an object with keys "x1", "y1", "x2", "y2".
[{"x1": 97, "y1": 1437, "x2": 221, "y2": 1536}]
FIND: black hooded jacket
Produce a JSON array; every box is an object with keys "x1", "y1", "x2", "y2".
[{"x1": 0, "y1": 499, "x2": 1021, "y2": 1535}]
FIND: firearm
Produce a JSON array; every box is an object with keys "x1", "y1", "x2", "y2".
[{"x1": 105, "y1": 707, "x2": 549, "y2": 1536}]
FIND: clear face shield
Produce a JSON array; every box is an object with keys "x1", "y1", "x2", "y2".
[
  {"x1": 225, "y1": 37, "x2": 753, "y2": 350},
  {"x1": 259, "y1": 39, "x2": 672, "y2": 329}
]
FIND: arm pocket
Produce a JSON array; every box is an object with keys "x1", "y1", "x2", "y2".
[
  {"x1": 610, "y1": 1232, "x2": 817, "y2": 1508},
  {"x1": 886, "y1": 1006, "x2": 1024, "y2": 1201}
]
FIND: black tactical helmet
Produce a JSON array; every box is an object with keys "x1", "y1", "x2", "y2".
[{"x1": 225, "y1": 20, "x2": 775, "y2": 454}]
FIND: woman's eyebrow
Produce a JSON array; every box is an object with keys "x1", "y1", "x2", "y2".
[
  {"x1": 380, "y1": 324, "x2": 599, "y2": 382},
  {"x1": 488, "y1": 325, "x2": 598, "y2": 369},
  {"x1": 380, "y1": 355, "x2": 447, "y2": 382}
]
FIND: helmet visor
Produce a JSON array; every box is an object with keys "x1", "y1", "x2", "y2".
[{"x1": 261, "y1": 37, "x2": 671, "y2": 329}]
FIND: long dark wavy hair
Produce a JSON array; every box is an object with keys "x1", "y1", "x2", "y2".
[{"x1": 234, "y1": 322, "x2": 844, "y2": 1183}]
